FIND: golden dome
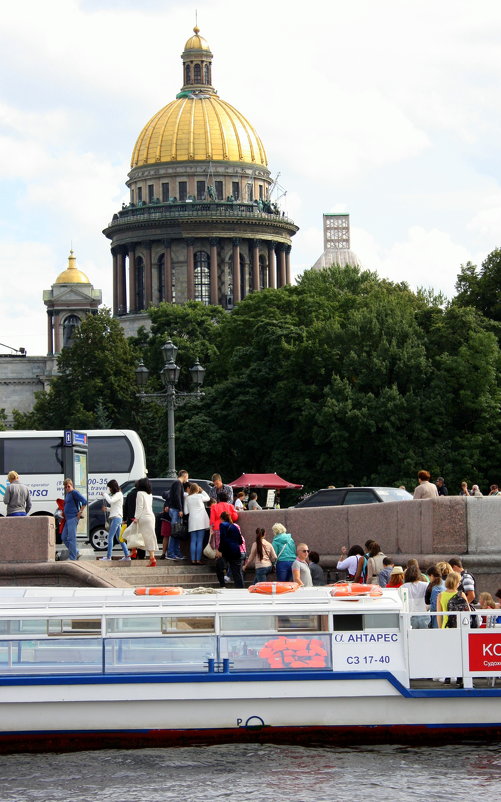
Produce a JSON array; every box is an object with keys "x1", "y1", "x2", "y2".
[
  {"x1": 54, "y1": 250, "x2": 90, "y2": 284},
  {"x1": 184, "y1": 26, "x2": 211, "y2": 52},
  {"x1": 131, "y1": 95, "x2": 267, "y2": 167}
]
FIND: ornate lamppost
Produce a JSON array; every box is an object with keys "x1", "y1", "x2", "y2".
[{"x1": 136, "y1": 339, "x2": 205, "y2": 478}]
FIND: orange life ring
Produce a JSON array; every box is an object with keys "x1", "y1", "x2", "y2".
[
  {"x1": 330, "y1": 583, "x2": 383, "y2": 597},
  {"x1": 134, "y1": 587, "x2": 184, "y2": 596},
  {"x1": 248, "y1": 582, "x2": 299, "y2": 595}
]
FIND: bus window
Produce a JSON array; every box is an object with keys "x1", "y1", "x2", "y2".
[
  {"x1": 88, "y1": 436, "x2": 134, "y2": 473},
  {"x1": 2, "y1": 438, "x2": 62, "y2": 474}
]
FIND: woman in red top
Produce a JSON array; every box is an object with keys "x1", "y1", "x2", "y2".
[{"x1": 209, "y1": 492, "x2": 239, "y2": 549}]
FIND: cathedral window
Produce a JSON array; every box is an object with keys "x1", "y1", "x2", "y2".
[
  {"x1": 215, "y1": 181, "x2": 223, "y2": 200},
  {"x1": 137, "y1": 187, "x2": 143, "y2": 203},
  {"x1": 194, "y1": 63, "x2": 202, "y2": 83},
  {"x1": 178, "y1": 182, "x2": 187, "y2": 202},
  {"x1": 135, "y1": 256, "x2": 145, "y2": 311},
  {"x1": 62, "y1": 315, "x2": 81, "y2": 348},
  {"x1": 194, "y1": 251, "x2": 210, "y2": 305},
  {"x1": 148, "y1": 184, "x2": 154, "y2": 203},
  {"x1": 197, "y1": 180, "x2": 206, "y2": 200},
  {"x1": 162, "y1": 182, "x2": 169, "y2": 202},
  {"x1": 259, "y1": 255, "x2": 267, "y2": 290},
  {"x1": 232, "y1": 181, "x2": 240, "y2": 201},
  {"x1": 185, "y1": 64, "x2": 191, "y2": 84}
]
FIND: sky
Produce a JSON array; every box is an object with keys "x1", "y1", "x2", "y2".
[{"x1": 2, "y1": 0, "x2": 501, "y2": 355}]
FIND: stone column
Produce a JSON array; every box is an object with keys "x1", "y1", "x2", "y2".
[
  {"x1": 268, "y1": 241, "x2": 276, "y2": 289},
  {"x1": 112, "y1": 249, "x2": 119, "y2": 316},
  {"x1": 285, "y1": 245, "x2": 292, "y2": 286},
  {"x1": 252, "y1": 239, "x2": 260, "y2": 292},
  {"x1": 47, "y1": 311, "x2": 53, "y2": 355},
  {"x1": 278, "y1": 244, "x2": 286, "y2": 287},
  {"x1": 54, "y1": 313, "x2": 61, "y2": 353},
  {"x1": 232, "y1": 238, "x2": 240, "y2": 303},
  {"x1": 144, "y1": 243, "x2": 152, "y2": 307},
  {"x1": 209, "y1": 238, "x2": 218, "y2": 305},
  {"x1": 186, "y1": 239, "x2": 195, "y2": 300},
  {"x1": 163, "y1": 240, "x2": 172, "y2": 303},
  {"x1": 128, "y1": 245, "x2": 136, "y2": 312}
]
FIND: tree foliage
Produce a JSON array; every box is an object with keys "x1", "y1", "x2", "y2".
[{"x1": 15, "y1": 258, "x2": 501, "y2": 496}]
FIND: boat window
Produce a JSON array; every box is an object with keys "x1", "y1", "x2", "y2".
[
  {"x1": 0, "y1": 619, "x2": 47, "y2": 635},
  {"x1": 220, "y1": 615, "x2": 326, "y2": 634},
  {"x1": 333, "y1": 614, "x2": 363, "y2": 631},
  {"x1": 104, "y1": 636, "x2": 216, "y2": 673},
  {"x1": 48, "y1": 619, "x2": 101, "y2": 636},
  {"x1": 106, "y1": 616, "x2": 215, "y2": 634},
  {"x1": 364, "y1": 613, "x2": 400, "y2": 629},
  {"x1": 220, "y1": 634, "x2": 332, "y2": 671},
  {"x1": 220, "y1": 615, "x2": 276, "y2": 633},
  {"x1": 277, "y1": 615, "x2": 326, "y2": 632},
  {"x1": 0, "y1": 639, "x2": 102, "y2": 674}
]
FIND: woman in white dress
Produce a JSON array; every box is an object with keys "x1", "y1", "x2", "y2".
[
  {"x1": 132, "y1": 477, "x2": 157, "y2": 566},
  {"x1": 184, "y1": 482, "x2": 210, "y2": 564}
]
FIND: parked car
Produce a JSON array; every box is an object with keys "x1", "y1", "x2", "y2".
[
  {"x1": 88, "y1": 477, "x2": 213, "y2": 551},
  {"x1": 294, "y1": 486, "x2": 413, "y2": 508}
]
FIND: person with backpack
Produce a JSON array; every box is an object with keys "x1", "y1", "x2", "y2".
[
  {"x1": 437, "y1": 572, "x2": 467, "y2": 628},
  {"x1": 449, "y1": 557, "x2": 476, "y2": 603}
]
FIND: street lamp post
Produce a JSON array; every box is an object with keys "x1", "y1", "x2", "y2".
[{"x1": 135, "y1": 339, "x2": 205, "y2": 479}]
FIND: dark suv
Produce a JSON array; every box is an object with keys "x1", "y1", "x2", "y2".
[
  {"x1": 294, "y1": 486, "x2": 412, "y2": 508},
  {"x1": 88, "y1": 477, "x2": 213, "y2": 551}
]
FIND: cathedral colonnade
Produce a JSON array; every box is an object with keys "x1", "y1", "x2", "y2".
[{"x1": 111, "y1": 239, "x2": 292, "y2": 315}]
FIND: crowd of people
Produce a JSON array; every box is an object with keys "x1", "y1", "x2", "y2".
[
  {"x1": 336, "y1": 538, "x2": 501, "y2": 632},
  {"x1": 412, "y1": 471, "x2": 501, "y2": 498}
]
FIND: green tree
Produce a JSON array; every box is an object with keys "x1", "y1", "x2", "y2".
[{"x1": 14, "y1": 309, "x2": 139, "y2": 430}]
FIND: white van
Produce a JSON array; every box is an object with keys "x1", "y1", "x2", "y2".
[{"x1": 0, "y1": 430, "x2": 147, "y2": 515}]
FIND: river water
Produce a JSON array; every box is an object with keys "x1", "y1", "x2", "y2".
[{"x1": 1, "y1": 742, "x2": 501, "y2": 801}]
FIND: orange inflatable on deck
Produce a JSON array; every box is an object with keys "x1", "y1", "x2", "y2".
[
  {"x1": 330, "y1": 583, "x2": 383, "y2": 597},
  {"x1": 134, "y1": 587, "x2": 184, "y2": 596},
  {"x1": 248, "y1": 582, "x2": 299, "y2": 595}
]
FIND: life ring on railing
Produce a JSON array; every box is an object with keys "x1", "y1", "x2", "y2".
[
  {"x1": 330, "y1": 583, "x2": 383, "y2": 597},
  {"x1": 248, "y1": 582, "x2": 299, "y2": 595},
  {"x1": 134, "y1": 587, "x2": 184, "y2": 596}
]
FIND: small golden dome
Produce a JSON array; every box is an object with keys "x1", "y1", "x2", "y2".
[
  {"x1": 54, "y1": 250, "x2": 90, "y2": 284},
  {"x1": 131, "y1": 95, "x2": 267, "y2": 167},
  {"x1": 184, "y1": 25, "x2": 211, "y2": 52}
]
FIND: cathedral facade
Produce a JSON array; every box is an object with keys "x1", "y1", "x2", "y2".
[{"x1": 103, "y1": 27, "x2": 298, "y2": 328}]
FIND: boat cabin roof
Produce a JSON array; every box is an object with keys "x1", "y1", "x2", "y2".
[{"x1": 0, "y1": 586, "x2": 404, "y2": 618}]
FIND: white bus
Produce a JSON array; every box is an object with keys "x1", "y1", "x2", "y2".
[{"x1": 0, "y1": 430, "x2": 147, "y2": 515}]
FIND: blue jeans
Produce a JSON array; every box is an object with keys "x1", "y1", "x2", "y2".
[
  {"x1": 61, "y1": 516, "x2": 79, "y2": 561},
  {"x1": 107, "y1": 517, "x2": 129, "y2": 559},
  {"x1": 276, "y1": 560, "x2": 294, "y2": 581},
  {"x1": 8, "y1": 511, "x2": 27, "y2": 517},
  {"x1": 167, "y1": 509, "x2": 183, "y2": 558},
  {"x1": 255, "y1": 566, "x2": 272, "y2": 583},
  {"x1": 190, "y1": 529, "x2": 205, "y2": 562}
]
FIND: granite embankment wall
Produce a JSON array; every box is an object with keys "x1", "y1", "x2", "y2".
[
  {"x1": 0, "y1": 516, "x2": 129, "y2": 587},
  {"x1": 237, "y1": 497, "x2": 501, "y2": 591}
]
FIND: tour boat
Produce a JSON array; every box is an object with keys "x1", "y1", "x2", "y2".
[{"x1": 0, "y1": 584, "x2": 500, "y2": 753}]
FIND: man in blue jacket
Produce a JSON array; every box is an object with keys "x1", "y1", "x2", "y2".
[{"x1": 62, "y1": 478, "x2": 87, "y2": 561}]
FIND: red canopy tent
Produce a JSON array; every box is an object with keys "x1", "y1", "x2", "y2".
[{"x1": 228, "y1": 473, "x2": 303, "y2": 489}]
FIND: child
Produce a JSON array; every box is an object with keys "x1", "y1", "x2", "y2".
[{"x1": 379, "y1": 556, "x2": 394, "y2": 587}]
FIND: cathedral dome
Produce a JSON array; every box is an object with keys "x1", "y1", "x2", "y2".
[
  {"x1": 54, "y1": 251, "x2": 90, "y2": 284},
  {"x1": 131, "y1": 95, "x2": 267, "y2": 167},
  {"x1": 130, "y1": 27, "x2": 267, "y2": 168},
  {"x1": 183, "y1": 25, "x2": 211, "y2": 52}
]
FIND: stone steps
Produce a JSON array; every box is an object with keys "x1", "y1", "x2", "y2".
[{"x1": 91, "y1": 559, "x2": 227, "y2": 588}]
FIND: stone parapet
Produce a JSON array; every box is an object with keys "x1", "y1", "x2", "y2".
[{"x1": 0, "y1": 516, "x2": 56, "y2": 562}]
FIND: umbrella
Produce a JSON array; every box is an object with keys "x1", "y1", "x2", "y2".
[{"x1": 228, "y1": 472, "x2": 303, "y2": 489}]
